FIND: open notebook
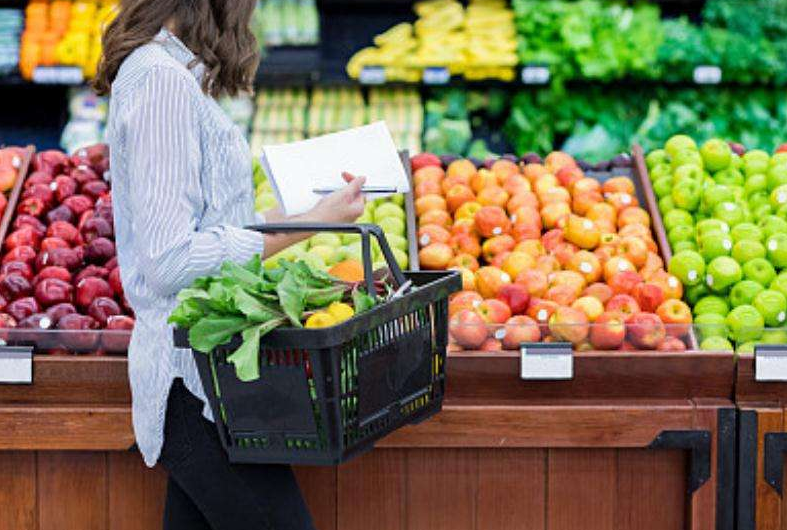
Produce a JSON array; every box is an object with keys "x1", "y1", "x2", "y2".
[{"x1": 260, "y1": 121, "x2": 411, "y2": 216}]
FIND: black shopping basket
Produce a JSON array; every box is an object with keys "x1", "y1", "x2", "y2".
[{"x1": 174, "y1": 223, "x2": 461, "y2": 465}]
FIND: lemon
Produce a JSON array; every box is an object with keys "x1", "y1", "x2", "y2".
[
  {"x1": 327, "y1": 302, "x2": 355, "y2": 323},
  {"x1": 305, "y1": 312, "x2": 337, "y2": 329}
]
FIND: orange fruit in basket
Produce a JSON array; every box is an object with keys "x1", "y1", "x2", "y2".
[{"x1": 329, "y1": 260, "x2": 365, "y2": 282}]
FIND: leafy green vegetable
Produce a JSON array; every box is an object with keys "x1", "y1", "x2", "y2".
[{"x1": 171, "y1": 255, "x2": 387, "y2": 381}]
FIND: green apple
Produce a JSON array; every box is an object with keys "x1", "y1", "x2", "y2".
[
  {"x1": 372, "y1": 260, "x2": 387, "y2": 271},
  {"x1": 672, "y1": 163, "x2": 703, "y2": 184},
  {"x1": 385, "y1": 233, "x2": 408, "y2": 252},
  {"x1": 672, "y1": 149, "x2": 703, "y2": 171},
  {"x1": 672, "y1": 178, "x2": 701, "y2": 211},
  {"x1": 748, "y1": 191, "x2": 770, "y2": 212},
  {"x1": 696, "y1": 218, "x2": 729, "y2": 235},
  {"x1": 714, "y1": 168, "x2": 744, "y2": 187},
  {"x1": 668, "y1": 225, "x2": 695, "y2": 247},
  {"x1": 694, "y1": 295, "x2": 730, "y2": 317},
  {"x1": 300, "y1": 252, "x2": 327, "y2": 271},
  {"x1": 653, "y1": 177, "x2": 673, "y2": 199},
  {"x1": 686, "y1": 283, "x2": 710, "y2": 306},
  {"x1": 373, "y1": 202, "x2": 405, "y2": 223},
  {"x1": 255, "y1": 193, "x2": 278, "y2": 211},
  {"x1": 705, "y1": 256, "x2": 742, "y2": 293},
  {"x1": 772, "y1": 153, "x2": 787, "y2": 167},
  {"x1": 673, "y1": 240, "x2": 698, "y2": 253},
  {"x1": 730, "y1": 222, "x2": 763, "y2": 243},
  {"x1": 665, "y1": 134, "x2": 698, "y2": 157},
  {"x1": 744, "y1": 173, "x2": 768, "y2": 197},
  {"x1": 650, "y1": 163, "x2": 673, "y2": 182},
  {"x1": 743, "y1": 149, "x2": 770, "y2": 176},
  {"x1": 753, "y1": 289, "x2": 787, "y2": 327},
  {"x1": 732, "y1": 239, "x2": 766, "y2": 263},
  {"x1": 743, "y1": 258, "x2": 777, "y2": 287},
  {"x1": 646, "y1": 149, "x2": 669, "y2": 169},
  {"x1": 737, "y1": 342, "x2": 757, "y2": 354},
  {"x1": 307, "y1": 245, "x2": 338, "y2": 265},
  {"x1": 768, "y1": 164, "x2": 787, "y2": 191},
  {"x1": 339, "y1": 242, "x2": 364, "y2": 263},
  {"x1": 391, "y1": 247, "x2": 409, "y2": 269},
  {"x1": 663, "y1": 209, "x2": 694, "y2": 232},
  {"x1": 761, "y1": 329, "x2": 787, "y2": 345},
  {"x1": 698, "y1": 233, "x2": 732, "y2": 261},
  {"x1": 731, "y1": 152, "x2": 743, "y2": 170},
  {"x1": 700, "y1": 336, "x2": 734, "y2": 351},
  {"x1": 713, "y1": 201, "x2": 745, "y2": 227},
  {"x1": 342, "y1": 233, "x2": 361, "y2": 245},
  {"x1": 771, "y1": 184, "x2": 787, "y2": 211},
  {"x1": 726, "y1": 304, "x2": 765, "y2": 343},
  {"x1": 731, "y1": 185, "x2": 746, "y2": 203},
  {"x1": 759, "y1": 215, "x2": 787, "y2": 239},
  {"x1": 700, "y1": 139, "x2": 732, "y2": 172},
  {"x1": 668, "y1": 250, "x2": 705, "y2": 286},
  {"x1": 766, "y1": 233, "x2": 787, "y2": 268},
  {"x1": 390, "y1": 194, "x2": 405, "y2": 207},
  {"x1": 377, "y1": 217, "x2": 405, "y2": 237},
  {"x1": 310, "y1": 233, "x2": 342, "y2": 248},
  {"x1": 701, "y1": 185, "x2": 734, "y2": 213},
  {"x1": 695, "y1": 313, "x2": 729, "y2": 341},
  {"x1": 771, "y1": 272, "x2": 787, "y2": 298},
  {"x1": 729, "y1": 280, "x2": 765, "y2": 308},
  {"x1": 695, "y1": 212, "x2": 709, "y2": 222},
  {"x1": 356, "y1": 213, "x2": 373, "y2": 224},
  {"x1": 659, "y1": 196, "x2": 676, "y2": 214}
]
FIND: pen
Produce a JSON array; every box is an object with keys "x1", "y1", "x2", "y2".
[{"x1": 312, "y1": 186, "x2": 398, "y2": 195}]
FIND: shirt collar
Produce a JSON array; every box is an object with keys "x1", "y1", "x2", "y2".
[{"x1": 153, "y1": 27, "x2": 206, "y2": 81}]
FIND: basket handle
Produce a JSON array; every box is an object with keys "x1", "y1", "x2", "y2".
[{"x1": 244, "y1": 222, "x2": 407, "y2": 297}]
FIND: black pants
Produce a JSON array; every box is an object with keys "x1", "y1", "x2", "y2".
[{"x1": 158, "y1": 378, "x2": 316, "y2": 530}]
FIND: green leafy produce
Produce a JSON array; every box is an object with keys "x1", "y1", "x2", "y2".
[{"x1": 169, "y1": 256, "x2": 383, "y2": 381}]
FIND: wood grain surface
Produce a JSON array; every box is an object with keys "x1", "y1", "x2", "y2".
[
  {"x1": 37, "y1": 452, "x2": 107, "y2": 530},
  {"x1": 0, "y1": 451, "x2": 36, "y2": 530}
]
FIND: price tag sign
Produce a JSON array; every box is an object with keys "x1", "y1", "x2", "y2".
[
  {"x1": 0, "y1": 346, "x2": 33, "y2": 385},
  {"x1": 423, "y1": 66, "x2": 450, "y2": 85},
  {"x1": 755, "y1": 345, "x2": 787, "y2": 382},
  {"x1": 521, "y1": 65, "x2": 550, "y2": 85},
  {"x1": 520, "y1": 342, "x2": 573, "y2": 381},
  {"x1": 693, "y1": 65, "x2": 722, "y2": 85},
  {"x1": 359, "y1": 66, "x2": 386, "y2": 85},
  {"x1": 32, "y1": 66, "x2": 84, "y2": 85}
]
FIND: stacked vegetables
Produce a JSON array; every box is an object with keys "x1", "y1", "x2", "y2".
[
  {"x1": 20, "y1": 0, "x2": 118, "y2": 80},
  {"x1": 647, "y1": 136, "x2": 787, "y2": 352},
  {"x1": 0, "y1": 145, "x2": 134, "y2": 353},
  {"x1": 346, "y1": 0, "x2": 517, "y2": 82}
]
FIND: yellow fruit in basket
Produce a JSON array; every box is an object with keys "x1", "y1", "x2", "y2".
[
  {"x1": 305, "y1": 312, "x2": 337, "y2": 329},
  {"x1": 327, "y1": 302, "x2": 355, "y2": 323}
]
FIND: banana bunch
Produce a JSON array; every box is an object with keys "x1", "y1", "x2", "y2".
[{"x1": 346, "y1": 0, "x2": 517, "y2": 82}]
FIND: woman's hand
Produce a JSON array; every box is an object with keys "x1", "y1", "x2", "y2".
[
  {"x1": 261, "y1": 173, "x2": 367, "y2": 258},
  {"x1": 305, "y1": 172, "x2": 367, "y2": 224}
]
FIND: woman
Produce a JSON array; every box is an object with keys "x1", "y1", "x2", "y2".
[{"x1": 93, "y1": 1, "x2": 365, "y2": 528}]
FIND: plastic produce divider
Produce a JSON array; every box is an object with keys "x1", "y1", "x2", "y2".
[{"x1": 632, "y1": 144, "x2": 701, "y2": 351}]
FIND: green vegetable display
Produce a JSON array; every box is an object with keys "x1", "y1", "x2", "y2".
[{"x1": 169, "y1": 256, "x2": 379, "y2": 382}]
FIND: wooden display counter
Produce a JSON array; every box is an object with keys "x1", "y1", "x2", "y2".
[
  {"x1": 0, "y1": 350, "x2": 736, "y2": 530},
  {"x1": 736, "y1": 353, "x2": 787, "y2": 530}
]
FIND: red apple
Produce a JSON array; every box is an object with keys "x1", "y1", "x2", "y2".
[
  {"x1": 501, "y1": 315, "x2": 540, "y2": 350},
  {"x1": 658, "y1": 336, "x2": 687, "y2": 351},
  {"x1": 449, "y1": 309, "x2": 488, "y2": 350},
  {"x1": 605, "y1": 294, "x2": 640, "y2": 321},
  {"x1": 589, "y1": 311, "x2": 626, "y2": 350},
  {"x1": 627, "y1": 312, "x2": 666, "y2": 350},
  {"x1": 632, "y1": 282, "x2": 665, "y2": 313},
  {"x1": 496, "y1": 283, "x2": 530, "y2": 315},
  {"x1": 476, "y1": 299, "x2": 512, "y2": 325},
  {"x1": 655, "y1": 299, "x2": 692, "y2": 338}
]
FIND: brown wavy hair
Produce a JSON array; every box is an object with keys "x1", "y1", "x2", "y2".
[{"x1": 93, "y1": 0, "x2": 259, "y2": 97}]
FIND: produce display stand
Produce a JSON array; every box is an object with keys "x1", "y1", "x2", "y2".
[{"x1": 736, "y1": 353, "x2": 787, "y2": 530}]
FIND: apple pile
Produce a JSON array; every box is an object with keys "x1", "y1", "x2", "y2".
[
  {"x1": 410, "y1": 152, "x2": 692, "y2": 352},
  {"x1": 649, "y1": 137, "x2": 787, "y2": 352},
  {"x1": 0, "y1": 145, "x2": 134, "y2": 353},
  {"x1": 0, "y1": 147, "x2": 27, "y2": 211}
]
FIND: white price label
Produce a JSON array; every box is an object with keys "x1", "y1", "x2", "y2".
[
  {"x1": 0, "y1": 347, "x2": 33, "y2": 384},
  {"x1": 521, "y1": 65, "x2": 550, "y2": 85},
  {"x1": 520, "y1": 343, "x2": 573, "y2": 380},
  {"x1": 32, "y1": 66, "x2": 84, "y2": 85},
  {"x1": 359, "y1": 66, "x2": 386, "y2": 85},
  {"x1": 693, "y1": 65, "x2": 722, "y2": 85},
  {"x1": 423, "y1": 66, "x2": 450, "y2": 85},
  {"x1": 756, "y1": 347, "x2": 787, "y2": 382}
]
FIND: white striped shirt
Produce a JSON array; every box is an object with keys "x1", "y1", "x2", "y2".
[{"x1": 106, "y1": 28, "x2": 264, "y2": 466}]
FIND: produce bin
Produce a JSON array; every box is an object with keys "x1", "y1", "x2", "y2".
[{"x1": 736, "y1": 353, "x2": 787, "y2": 530}]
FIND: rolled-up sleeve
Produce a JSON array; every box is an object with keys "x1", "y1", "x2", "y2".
[{"x1": 125, "y1": 66, "x2": 264, "y2": 296}]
